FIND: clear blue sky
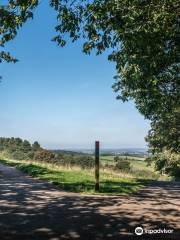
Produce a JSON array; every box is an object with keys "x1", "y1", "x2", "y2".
[{"x1": 0, "y1": 1, "x2": 150, "y2": 149}]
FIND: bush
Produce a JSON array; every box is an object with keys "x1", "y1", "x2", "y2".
[
  {"x1": 0, "y1": 137, "x2": 95, "y2": 170},
  {"x1": 130, "y1": 168, "x2": 159, "y2": 180},
  {"x1": 11, "y1": 151, "x2": 27, "y2": 160},
  {"x1": 34, "y1": 149, "x2": 55, "y2": 162},
  {"x1": 55, "y1": 154, "x2": 94, "y2": 169},
  {"x1": 114, "y1": 156, "x2": 120, "y2": 162},
  {"x1": 0, "y1": 137, "x2": 41, "y2": 161},
  {"x1": 153, "y1": 150, "x2": 180, "y2": 179},
  {"x1": 115, "y1": 158, "x2": 131, "y2": 172}
]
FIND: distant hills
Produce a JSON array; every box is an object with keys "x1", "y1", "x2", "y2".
[
  {"x1": 50, "y1": 148, "x2": 148, "y2": 157},
  {"x1": 50, "y1": 149, "x2": 89, "y2": 156}
]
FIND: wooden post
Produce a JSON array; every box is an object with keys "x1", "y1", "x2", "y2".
[{"x1": 95, "y1": 141, "x2": 100, "y2": 192}]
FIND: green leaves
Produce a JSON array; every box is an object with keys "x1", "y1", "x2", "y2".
[
  {"x1": 0, "y1": 0, "x2": 39, "y2": 63},
  {"x1": 0, "y1": 51, "x2": 18, "y2": 63},
  {"x1": 50, "y1": 0, "x2": 180, "y2": 162},
  {"x1": 1, "y1": 0, "x2": 179, "y2": 163},
  {"x1": 152, "y1": 150, "x2": 180, "y2": 179}
]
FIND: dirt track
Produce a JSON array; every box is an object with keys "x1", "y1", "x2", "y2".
[{"x1": 0, "y1": 163, "x2": 179, "y2": 240}]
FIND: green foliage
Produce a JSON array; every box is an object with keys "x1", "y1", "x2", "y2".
[
  {"x1": 146, "y1": 109, "x2": 180, "y2": 153},
  {"x1": 0, "y1": 0, "x2": 38, "y2": 63},
  {"x1": 0, "y1": 137, "x2": 41, "y2": 160},
  {"x1": 32, "y1": 141, "x2": 41, "y2": 151},
  {"x1": 114, "y1": 156, "x2": 120, "y2": 162},
  {"x1": 50, "y1": 0, "x2": 180, "y2": 174},
  {"x1": 34, "y1": 149, "x2": 55, "y2": 162},
  {"x1": 0, "y1": 137, "x2": 94, "y2": 169},
  {"x1": 1, "y1": 1, "x2": 179, "y2": 174},
  {"x1": 152, "y1": 150, "x2": 180, "y2": 179},
  {"x1": 56, "y1": 154, "x2": 94, "y2": 169},
  {"x1": 115, "y1": 158, "x2": 131, "y2": 172},
  {"x1": 50, "y1": 1, "x2": 179, "y2": 118},
  {"x1": 18, "y1": 164, "x2": 48, "y2": 177},
  {"x1": 22, "y1": 140, "x2": 32, "y2": 153},
  {"x1": 145, "y1": 156, "x2": 154, "y2": 167},
  {"x1": 50, "y1": 0, "x2": 180, "y2": 154},
  {"x1": 0, "y1": 1, "x2": 29, "y2": 73},
  {"x1": 11, "y1": 150, "x2": 27, "y2": 160},
  {"x1": 31, "y1": 148, "x2": 94, "y2": 169},
  {"x1": 130, "y1": 168, "x2": 159, "y2": 180},
  {"x1": 0, "y1": 158, "x2": 148, "y2": 195}
]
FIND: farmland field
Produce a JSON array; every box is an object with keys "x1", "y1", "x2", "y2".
[
  {"x1": 101, "y1": 155, "x2": 147, "y2": 168},
  {"x1": 100, "y1": 155, "x2": 158, "y2": 179},
  {"x1": 101, "y1": 155, "x2": 145, "y2": 161}
]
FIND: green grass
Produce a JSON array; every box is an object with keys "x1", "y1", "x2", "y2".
[
  {"x1": 0, "y1": 158, "x2": 150, "y2": 195},
  {"x1": 130, "y1": 159, "x2": 153, "y2": 170},
  {"x1": 101, "y1": 155, "x2": 152, "y2": 171},
  {"x1": 101, "y1": 155, "x2": 145, "y2": 161},
  {"x1": 100, "y1": 155, "x2": 161, "y2": 180},
  {"x1": 101, "y1": 155, "x2": 145, "y2": 165}
]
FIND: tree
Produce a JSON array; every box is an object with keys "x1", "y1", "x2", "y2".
[
  {"x1": 0, "y1": 137, "x2": 33, "y2": 160},
  {"x1": 146, "y1": 109, "x2": 180, "y2": 153},
  {"x1": 1, "y1": 1, "x2": 179, "y2": 175},
  {"x1": 32, "y1": 141, "x2": 41, "y2": 151},
  {"x1": 51, "y1": 0, "x2": 180, "y2": 175},
  {"x1": 0, "y1": 0, "x2": 38, "y2": 63},
  {"x1": 22, "y1": 140, "x2": 32, "y2": 153},
  {"x1": 34, "y1": 149, "x2": 55, "y2": 162},
  {"x1": 153, "y1": 150, "x2": 180, "y2": 179},
  {"x1": 49, "y1": 0, "x2": 180, "y2": 154}
]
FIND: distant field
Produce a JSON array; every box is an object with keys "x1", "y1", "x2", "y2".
[
  {"x1": 100, "y1": 156, "x2": 155, "y2": 173},
  {"x1": 101, "y1": 155, "x2": 145, "y2": 161},
  {"x1": 101, "y1": 155, "x2": 146, "y2": 167}
]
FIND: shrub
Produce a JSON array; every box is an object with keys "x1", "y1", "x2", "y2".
[
  {"x1": 153, "y1": 150, "x2": 180, "y2": 179},
  {"x1": 11, "y1": 151, "x2": 26, "y2": 160},
  {"x1": 55, "y1": 154, "x2": 94, "y2": 169},
  {"x1": 115, "y1": 158, "x2": 131, "y2": 172},
  {"x1": 34, "y1": 149, "x2": 55, "y2": 163},
  {"x1": 0, "y1": 137, "x2": 41, "y2": 160},
  {"x1": 114, "y1": 156, "x2": 120, "y2": 162}
]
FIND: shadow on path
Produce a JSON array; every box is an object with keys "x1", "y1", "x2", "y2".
[{"x1": 0, "y1": 163, "x2": 180, "y2": 240}]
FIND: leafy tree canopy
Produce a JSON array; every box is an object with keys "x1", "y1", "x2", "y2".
[
  {"x1": 1, "y1": 1, "x2": 180, "y2": 172},
  {"x1": 0, "y1": 136, "x2": 95, "y2": 169},
  {"x1": 32, "y1": 141, "x2": 41, "y2": 151},
  {"x1": 0, "y1": 0, "x2": 38, "y2": 63},
  {"x1": 152, "y1": 150, "x2": 180, "y2": 179}
]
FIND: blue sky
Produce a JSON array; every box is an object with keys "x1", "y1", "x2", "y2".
[{"x1": 0, "y1": 2, "x2": 150, "y2": 149}]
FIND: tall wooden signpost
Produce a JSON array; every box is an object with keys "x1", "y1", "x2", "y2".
[{"x1": 95, "y1": 141, "x2": 100, "y2": 192}]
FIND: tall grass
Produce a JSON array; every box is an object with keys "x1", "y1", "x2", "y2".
[{"x1": 0, "y1": 158, "x2": 151, "y2": 195}]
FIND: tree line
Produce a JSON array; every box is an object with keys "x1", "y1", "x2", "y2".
[
  {"x1": 1, "y1": 1, "x2": 179, "y2": 178},
  {"x1": 0, "y1": 137, "x2": 131, "y2": 172},
  {"x1": 0, "y1": 137, "x2": 179, "y2": 178},
  {"x1": 0, "y1": 137, "x2": 94, "y2": 169}
]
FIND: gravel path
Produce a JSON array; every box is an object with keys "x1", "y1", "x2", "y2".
[{"x1": 0, "y1": 163, "x2": 179, "y2": 240}]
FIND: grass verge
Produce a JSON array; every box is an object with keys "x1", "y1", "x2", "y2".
[{"x1": 0, "y1": 158, "x2": 151, "y2": 195}]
